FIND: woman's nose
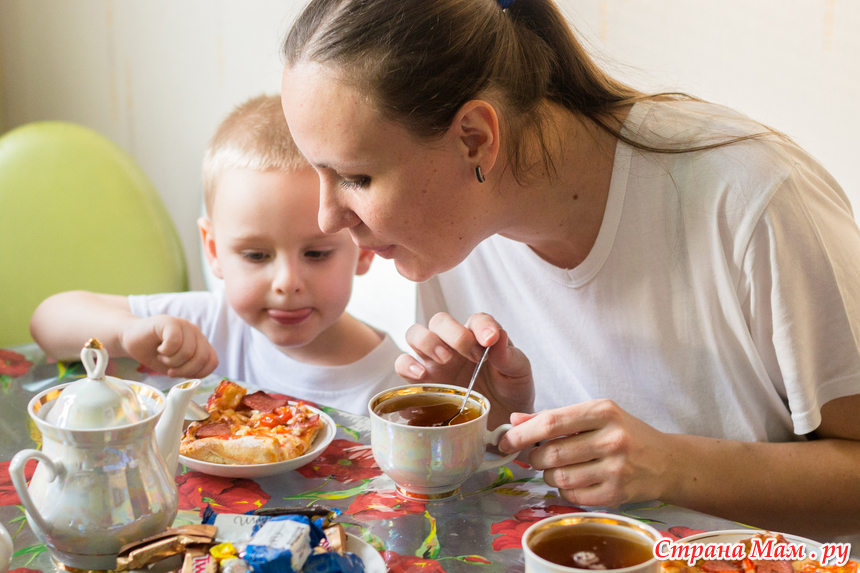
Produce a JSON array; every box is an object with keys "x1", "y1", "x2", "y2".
[{"x1": 318, "y1": 184, "x2": 360, "y2": 234}]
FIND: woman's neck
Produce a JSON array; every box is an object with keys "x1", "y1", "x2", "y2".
[{"x1": 497, "y1": 103, "x2": 628, "y2": 270}]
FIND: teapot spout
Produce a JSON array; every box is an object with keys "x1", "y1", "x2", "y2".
[{"x1": 155, "y1": 379, "x2": 202, "y2": 475}]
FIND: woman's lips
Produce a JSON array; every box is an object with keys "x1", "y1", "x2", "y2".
[
  {"x1": 367, "y1": 245, "x2": 395, "y2": 259},
  {"x1": 267, "y1": 308, "x2": 313, "y2": 325}
]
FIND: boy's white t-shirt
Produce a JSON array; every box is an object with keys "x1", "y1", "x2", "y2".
[
  {"x1": 128, "y1": 290, "x2": 405, "y2": 416},
  {"x1": 418, "y1": 99, "x2": 860, "y2": 443}
]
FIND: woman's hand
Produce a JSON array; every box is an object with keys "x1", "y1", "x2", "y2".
[
  {"x1": 121, "y1": 315, "x2": 219, "y2": 379},
  {"x1": 499, "y1": 399, "x2": 675, "y2": 507},
  {"x1": 394, "y1": 312, "x2": 535, "y2": 429}
]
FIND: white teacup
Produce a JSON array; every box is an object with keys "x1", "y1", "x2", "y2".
[
  {"x1": 369, "y1": 384, "x2": 519, "y2": 500},
  {"x1": 523, "y1": 513, "x2": 662, "y2": 573}
]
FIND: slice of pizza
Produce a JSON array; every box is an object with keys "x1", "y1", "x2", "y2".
[{"x1": 180, "y1": 380, "x2": 325, "y2": 465}]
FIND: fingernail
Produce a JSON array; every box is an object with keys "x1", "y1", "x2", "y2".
[
  {"x1": 481, "y1": 328, "x2": 495, "y2": 345},
  {"x1": 408, "y1": 363, "x2": 425, "y2": 378},
  {"x1": 472, "y1": 347, "x2": 484, "y2": 361},
  {"x1": 435, "y1": 346, "x2": 452, "y2": 363}
]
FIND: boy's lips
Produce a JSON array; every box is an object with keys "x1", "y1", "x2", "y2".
[{"x1": 267, "y1": 308, "x2": 313, "y2": 325}]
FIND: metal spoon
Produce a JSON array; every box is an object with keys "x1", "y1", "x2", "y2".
[
  {"x1": 445, "y1": 345, "x2": 490, "y2": 426},
  {"x1": 185, "y1": 400, "x2": 210, "y2": 421}
]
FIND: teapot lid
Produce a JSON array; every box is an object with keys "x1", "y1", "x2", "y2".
[{"x1": 44, "y1": 338, "x2": 147, "y2": 429}]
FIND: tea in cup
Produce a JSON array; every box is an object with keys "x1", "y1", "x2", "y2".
[
  {"x1": 522, "y1": 513, "x2": 661, "y2": 573},
  {"x1": 369, "y1": 384, "x2": 520, "y2": 500}
]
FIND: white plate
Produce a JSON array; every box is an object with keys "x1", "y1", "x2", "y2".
[
  {"x1": 178, "y1": 405, "x2": 336, "y2": 478},
  {"x1": 346, "y1": 532, "x2": 386, "y2": 573},
  {"x1": 677, "y1": 529, "x2": 823, "y2": 558}
]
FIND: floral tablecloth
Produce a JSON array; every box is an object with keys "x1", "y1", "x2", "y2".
[{"x1": 1, "y1": 344, "x2": 750, "y2": 573}]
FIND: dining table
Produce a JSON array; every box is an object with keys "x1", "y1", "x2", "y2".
[{"x1": 0, "y1": 342, "x2": 796, "y2": 573}]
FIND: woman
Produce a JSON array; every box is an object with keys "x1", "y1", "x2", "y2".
[{"x1": 280, "y1": 0, "x2": 860, "y2": 538}]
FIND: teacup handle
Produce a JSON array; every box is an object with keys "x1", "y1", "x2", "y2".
[
  {"x1": 0, "y1": 519, "x2": 11, "y2": 573},
  {"x1": 10, "y1": 449, "x2": 62, "y2": 538},
  {"x1": 478, "y1": 423, "x2": 519, "y2": 472}
]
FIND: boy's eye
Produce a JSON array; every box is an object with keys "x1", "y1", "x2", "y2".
[
  {"x1": 242, "y1": 251, "x2": 268, "y2": 262},
  {"x1": 305, "y1": 250, "x2": 332, "y2": 261},
  {"x1": 339, "y1": 175, "x2": 370, "y2": 190}
]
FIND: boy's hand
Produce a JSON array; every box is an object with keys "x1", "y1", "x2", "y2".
[
  {"x1": 121, "y1": 315, "x2": 219, "y2": 378},
  {"x1": 394, "y1": 312, "x2": 535, "y2": 429}
]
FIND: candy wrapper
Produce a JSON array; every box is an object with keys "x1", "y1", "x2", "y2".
[
  {"x1": 320, "y1": 525, "x2": 347, "y2": 554},
  {"x1": 202, "y1": 506, "x2": 270, "y2": 546},
  {"x1": 302, "y1": 552, "x2": 365, "y2": 573},
  {"x1": 182, "y1": 545, "x2": 218, "y2": 573},
  {"x1": 201, "y1": 505, "x2": 337, "y2": 548},
  {"x1": 116, "y1": 524, "x2": 217, "y2": 571},
  {"x1": 254, "y1": 506, "x2": 338, "y2": 529},
  {"x1": 244, "y1": 515, "x2": 326, "y2": 573}
]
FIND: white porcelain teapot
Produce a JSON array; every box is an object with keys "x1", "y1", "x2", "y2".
[{"x1": 9, "y1": 339, "x2": 201, "y2": 571}]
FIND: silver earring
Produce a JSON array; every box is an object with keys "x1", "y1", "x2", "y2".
[{"x1": 475, "y1": 166, "x2": 485, "y2": 183}]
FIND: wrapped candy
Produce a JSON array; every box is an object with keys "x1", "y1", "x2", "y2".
[{"x1": 243, "y1": 515, "x2": 325, "y2": 573}]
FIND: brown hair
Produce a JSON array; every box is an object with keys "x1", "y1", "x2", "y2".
[
  {"x1": 282, "y1": 0, "x2": 781, "y2": 181},
  {"x1": 202, "y1": 94, "x2": 308, "y2": 215}
]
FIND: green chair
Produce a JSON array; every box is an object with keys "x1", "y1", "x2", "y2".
[{"x1": 0, "y1": 121, "x2": 188, "y2": 347}]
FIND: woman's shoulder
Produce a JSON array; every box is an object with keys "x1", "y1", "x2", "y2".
[{"x1": 631, "y1": 98, "x2": 787, "y2": 152}]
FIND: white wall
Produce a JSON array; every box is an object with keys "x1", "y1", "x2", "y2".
[{"x1": 1, "y1": 0, "x2": 858, "y2": 353}]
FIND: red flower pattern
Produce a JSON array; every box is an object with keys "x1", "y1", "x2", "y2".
[
  {"x1": 381, "y1": 551, "x2": 446, "y2": 573},
  {"x1": 490, "y1": 504, "x2": 586, "y2": 551},
  {"x1": 0, "y1": 459, "x2": 36, "y2": 505},
  {"x1": 136, "y1": 363, "x2": 161, "y2": 375},
  {"x1": 660, "y1": 526, "x2": 708, "y2": 540},
  {"x1": 0, "y1": 349, "x2": 33, "y2": 378},
  {"x1": 10, "y1": 568, "x2": 43, "y2": 573},
  {"x1": 297, "y1": 439, "x2": 381, "y2": 482},
  {"x1": 175, "y1": 472, "x2": 270, "y2": 514},
  {"x1": 344, "y1": 491, "x2": 426, "y2": 521}
]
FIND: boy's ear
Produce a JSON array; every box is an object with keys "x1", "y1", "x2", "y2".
[
  {"x1": 198, "y1": 217, "x2": 224, "y2": 279},
  {"x1": 454, "y1": 99, "x2": 500, "y2": 176},
  {"x1": 355, "y1": 249, "x2": 374, "y2": 276}
]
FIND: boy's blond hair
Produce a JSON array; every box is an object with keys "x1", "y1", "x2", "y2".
[{"x1": 202, "y1": 94, "x2": 308, "y2": 216}]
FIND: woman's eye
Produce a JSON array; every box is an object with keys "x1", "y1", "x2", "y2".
[
  {"x1": 241, "y1": 251, "x2": 268, "y2": 262},
  {"x1": 339, "y1": 176, "x2": 370, "y2": 190},
  {"x1": 305, "y1": 250, "x2": 332, "y2": 261}
]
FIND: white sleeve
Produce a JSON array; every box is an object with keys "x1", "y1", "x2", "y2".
[
  {"x1": 127, "y1": 291, "x2": 227, "y2": 341},
  {"x1": 741, "y1": 162, "x2": 860, "y2": 435}
]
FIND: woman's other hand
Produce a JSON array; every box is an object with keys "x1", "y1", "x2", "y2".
[
  {"x1": 500, "y1": 400, "x2": 674, "y2": 507},
  {"x1": 395, "y1": 312, "x2": 534, "y2": 429}
]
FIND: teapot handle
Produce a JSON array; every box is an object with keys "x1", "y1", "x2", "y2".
[{"x1": 10, "y1": 449, "x2": 62, "y2": 538}]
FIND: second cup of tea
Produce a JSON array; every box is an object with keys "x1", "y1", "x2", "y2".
[{"x1": 522, "y1": 512, "x2": 662, "y2": 573}]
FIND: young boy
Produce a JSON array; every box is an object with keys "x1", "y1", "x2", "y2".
[{"x1": 29, "y1": 94, "x2": 404, "y2": 415}]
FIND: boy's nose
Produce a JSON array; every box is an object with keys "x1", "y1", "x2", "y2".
[{"x1": 272, "y1": 262, "x2": 303, "y2": 294}]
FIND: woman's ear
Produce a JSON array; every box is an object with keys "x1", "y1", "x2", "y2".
[
  {"x1": 355, "y1": 249, "x2": 375, "y2": 276},
  {"x1": 454, "y1": 100, "x2": 500, "y2": 176},
  {"x1": 198, "y1": 217, "x2": 224, "y2": 279}
]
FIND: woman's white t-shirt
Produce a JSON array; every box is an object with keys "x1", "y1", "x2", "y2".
[
  {"x1": 418, "y1": 100, "x2": 860, "y2": 442},
  {"x1": 129, "y1": 289, "x2": 404, "y2": 416}
]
